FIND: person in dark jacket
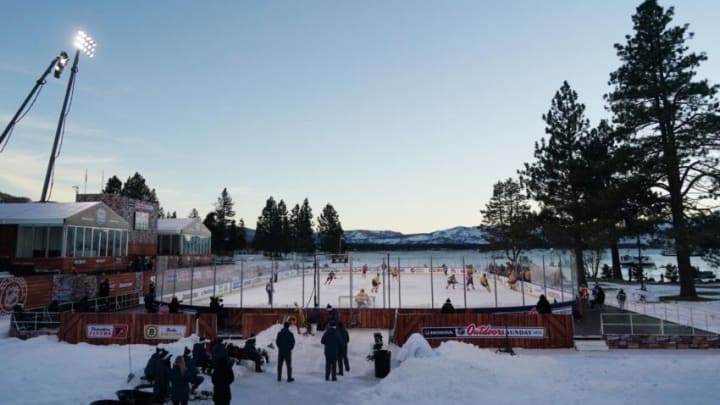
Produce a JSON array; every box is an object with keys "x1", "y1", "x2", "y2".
[
  {"x1": 275, "y1": 321, "x2": 295, "y2": 382},
  {"x1": 170, "y1": 355, "x2": 191, "y2": 405},
  {"x1": 326, "y1": 304, "x2": 339, "y2": 326},
  {"x1": 212, "y1": 357, "x2": 235, "y2": 405},
  {"x1": 193, "y1": 338, "x2": 211, "y2": 374},
  {"x1": 321, "y1": 322, "x2": 340, "y2": 381},
  {"x1": 307, "y1": 304, "x2": 321, "y2": 336},
  {"x1": 144, "y1": 347, "x2": 164, "y2": 382},
  {"x1": 211, "y1": 338, "x2": 229, "y2": 370},
  {"x1": 535, "y1": 294, "x2": 552, "y2": 314},
  {"x1": 169, "y1": 296, "x2": 182, "y2": 313},
  {"x1": 336, "y1": 322, "x2": 350, "y2": 375},
  {"x1": 183, "y1": 347, "x2": 204, "y2": 392},
  {"x1": 153, "y1": 352, "x2": 172, "y2": 403},
  {"x1": 242, "y1": 335, "x2": 264, "y2": 372},
  {"x1": 440, "y1": 298, "x2": 455, "y2": 314}
]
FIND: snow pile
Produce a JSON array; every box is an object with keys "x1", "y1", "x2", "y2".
[{"x1": 396, "y1": 333, "x2": 436, "y2": 362}]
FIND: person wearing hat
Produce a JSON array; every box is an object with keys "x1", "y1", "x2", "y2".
[
  {"x1": 170, "y1": 355, "x2": 191, "y2": 405},
  {"x1": 211, "y1": 356, "x2": 235, "y2": 405},
  {"x1": 441, "y1": 298, "x2": 455, "y2": 314},
  {"x1": 211, "y1": 338, "x2": 229, "y2": 371},
  {"x1": 275, "y1": 321, "x2": 295, "y2": 382},
  {"x1": 192, "y1": 338, "x2": 211, "y2": 375},
  {"x1": 321, "y1": 322, "x2": 340, "y2": 381},
  {"x1": 144, "y1": 347, "x2": 163, "y2": 382},
  {"x1": 242, "y1": 334, "x2": 264, "y2": 373},
  {"x1": 153, "y1": 351, "x2": 172, "y2": 403}
]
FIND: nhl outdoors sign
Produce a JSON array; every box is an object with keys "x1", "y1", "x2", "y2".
[
  {"x1": 86, "y1": 324, "x2": 129, "y2": 339},
  {"x1": 422, "y1": 323, "x2": 545, "y2": 339}
]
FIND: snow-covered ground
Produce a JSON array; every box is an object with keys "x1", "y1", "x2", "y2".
[
  {"x1": 3, "y1": 272, "x2": 720, "y2": 405},
  {"x1": 1, "y1": 317, "x2": 719, "y2": 405}
]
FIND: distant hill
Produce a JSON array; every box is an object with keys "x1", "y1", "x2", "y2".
[
  {"x1": 0, "y1": 191, "x2": 31, "y2": 203},
  {"x1": 344, "y1": 226, "x2": 485, "y2": 249}
]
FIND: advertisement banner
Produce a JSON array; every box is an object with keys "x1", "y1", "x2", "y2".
[
  {"x1": 87, "y1": 324, "x2": 128, "y2": 339},
  {"x1": 422, "y1": 323, "x2": 545, "y2": 339},
  {"x1": 144, "y1": 324, "x2": 187, "y2": 340}
]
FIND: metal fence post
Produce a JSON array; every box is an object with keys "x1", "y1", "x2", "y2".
[
  {"x1": 397, "y1": 256, "x2": 402, "y2": 309},
  {"x1": 430, "y1": 256, "x2": 434, "y2": 309}
]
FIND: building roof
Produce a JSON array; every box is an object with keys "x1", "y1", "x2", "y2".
[
  {"x1": 157, "y1": 218, "x2": 211, "y2": 236},
  {"x1": 0, "y1": 202, "x2": 129, "y2": 228}
]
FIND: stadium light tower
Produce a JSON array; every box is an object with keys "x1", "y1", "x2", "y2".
[
  {"x1": 0, "y1": 51, "x2": 69, "y2": 150},
  {"x1": 40, "y1": 30, "x2": 96, "y2": 202}
]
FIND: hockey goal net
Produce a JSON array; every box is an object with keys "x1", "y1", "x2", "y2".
[{"x1": 338, "y1": 295, "x2": 376, "y2": 308}]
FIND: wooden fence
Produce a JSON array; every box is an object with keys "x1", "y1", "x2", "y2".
[
  {"x1": 58, "y1": 312, "x2": 216, "y2": 345},
  {"x1": 222, "y1": 307, "x2": 397, "y2": 337}
]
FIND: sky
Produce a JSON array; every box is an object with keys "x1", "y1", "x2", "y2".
[
  {"x1": 2, "y1": 276, "x2": 720, "y2": 404},
  {"x1": 1, "y1": 1, "x2": 719, "y2": 234}
]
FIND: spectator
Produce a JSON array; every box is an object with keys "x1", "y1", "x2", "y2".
[
  {"x1": 183, "y1": 346, "x2": 204, "y2": 393},
  {"x1": 153, "y1": 351, "x2": 172, "y2": 404},
  {"x1": 212, "y1": 357, "x2": 235, "y2": 405},
  {"x1": 336, "y1": 322, "x2": 350, "y2": 375},
  {"x1": 321, "y1": 322, "x2": 340, "y2": 381},
  {"x1": 307, "y1": 304, "x2": 321, "y2": 336},
  {"x1": 170, "y1": 355, "x2": 191, "y2": 405},
  {"x1": 535, "y1": 294, "x2": 552, "y2": 314},
  {"x1": 275, "y1": 322, "x2": 295, "y2": 382},
  {"x1": 169, "y1": 296, "x2": 181, "y2": 314},
  {"x1": 441, "y1": 299, "x2": 455, "y2": 314},
  {"x1": 616, "y1": 289, "x2": 627, "y2": 310},
  {"x1": 192, "y1": 337, "x2": 211, "y2": 375}
]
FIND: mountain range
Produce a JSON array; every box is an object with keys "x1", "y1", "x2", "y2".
[{"x1": 343, "y1": 226, "x2": 485, "y2": 247}]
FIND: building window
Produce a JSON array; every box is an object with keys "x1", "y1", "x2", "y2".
[
  {"x1": 65, "y1": 227, "x2": 76, "y2": 257},
  {"x1": 134, "y1": 211, "x2": 149, "y2": 231}
]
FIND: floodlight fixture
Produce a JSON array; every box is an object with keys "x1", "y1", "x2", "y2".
[
  {"x1": 73, "y1": 30, "x2": 97, "y2": 58},
  {"x1": 53, "y1": 51, "x2": 69, "y2": 79}
]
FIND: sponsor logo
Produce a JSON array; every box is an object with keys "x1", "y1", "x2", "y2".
[
  {"x1": 144, "y1": 324, "x2": 187, "y2": 340},
  {"x1": 423, "y1": 324, "x2": 545, "y2": 339},
  {"x1": 87, "y1": 324, "x2": 128, "y2": 339},
  {"x1": 0, "y1": 277, "x2": 27, "y2": 313}
]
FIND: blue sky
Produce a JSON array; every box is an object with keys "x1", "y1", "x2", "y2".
[{"x1": 1, "y1": 1, "x2": 718, "y2": 233}]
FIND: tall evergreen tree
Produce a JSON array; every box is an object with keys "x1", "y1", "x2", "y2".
[
  {"x1": 296, "y1": 198, "x2": 315, "y2": 253},
  {"x1": 189, "y1": 208, "x2": 200, "y2": 219},
  {"x1": 236, "y1": 218, "x2": 247, "y2": 251},
  {"x1": 480, "y1": 178, "x2": 538, "y2": 264},
  {"x1": 317, "y1": 203, "x2": 344, "y2": 253},
  {"x1": 103, "y1": 175, "x2": 122, "y2": 194},
  {"x1": 278, "y1": 200, "x2": 291, "y2": 254},
  {"x1": 521, "y1": 81, "x2": 598, "y2": 287},
  {"x1": 606, "y1": 0, "x2": 720, "y2": 297},
  {"x1": 122, "y1": 172, "x2": 156, "y2": 201},
  {"x1": 212, "y1": 188, "x2": 236, "y2": 255},
  {"x1": 203, "y1": 212, "x2": 221, "y2": 254},
  {"x1": 254, "y1": 197, "x2": 282, "y2": 256}
]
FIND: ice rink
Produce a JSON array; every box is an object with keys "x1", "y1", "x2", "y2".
[{"x1": 216, "y1": 270, "x2": 561, "y2": 310}]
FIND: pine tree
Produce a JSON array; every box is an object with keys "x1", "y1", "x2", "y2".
[
  {"x1": 278, "y1": 200, "x2": 291, "y2": 254},
  {"x1": 317, "y1": 203, "x2": 344, "y2": 253},
  {"x1": 122, "y1": 172, "x2": 155, "y2": 201},
  {"x1": 479, "y1": 178, "x2": 537, "y2": 264},
  {"x1": 211, "y1": 188, "x2": 236, "y2": 255},
  {"x1": 520, "y1": 81, "x2": 595, "y2": 287},
  {"x1": 237, "y1": 218, "x2": 247, "y2": 251},
  {"x1": 189, "y1": 208, "x2": 200, "y2": 218},
  {"x1": 103, "y1": 175, "x2": 122, "y2": 194},
  {"x1": 606, "y1": 0, "x2": 720, "y2": 297},
  {"x1": 254, "y1": 197, "x2": 281, "y2": 256},
  {"x1": 297, "y1": 198, "x2": 315, "y2": 253}
]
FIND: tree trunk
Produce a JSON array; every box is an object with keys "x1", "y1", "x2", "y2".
[
  {"x1": 611, "y1": 241, "x2": 623, "y2": 280},
  {"x1": 574, "y1": 245, "x2": 586, "y2": 287}
]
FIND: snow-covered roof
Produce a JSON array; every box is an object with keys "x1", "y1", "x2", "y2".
[
  {"x1": 0, "y1": 202, "x2": 129, "y2": 228},
  {"x1": 157, "y1": 218, "x2": 211, "y2": 236}
]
